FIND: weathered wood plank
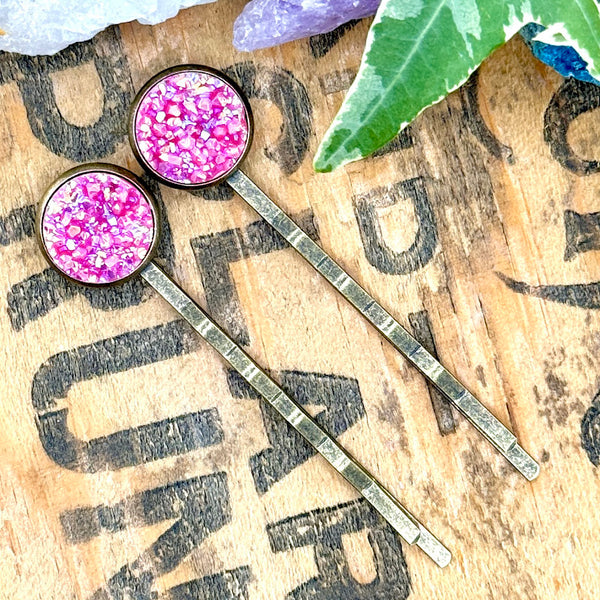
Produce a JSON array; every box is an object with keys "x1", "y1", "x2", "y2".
[{"x1": 0, "y1": 2, "x2": 599, "y2": 598}]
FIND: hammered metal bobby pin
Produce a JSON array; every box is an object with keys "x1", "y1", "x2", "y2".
[
  {"x1": 36, "y1": 163, "x2": 451, "y2": 567},
  {"x1": 127, "y1": 64, "x2": 539, "y2": 481}
]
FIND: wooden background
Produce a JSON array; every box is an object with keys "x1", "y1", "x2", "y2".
[{"x1": 1, "y1": 2, "x2": 599, "y2": 598}]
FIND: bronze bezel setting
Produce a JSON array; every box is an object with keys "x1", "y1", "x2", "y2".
[
  {"x1": 36, "y1": 162, "x2": 161, "y2": 288},
  {"x1": 128, "y1": 64, "x2": 254, "y2": 190}
]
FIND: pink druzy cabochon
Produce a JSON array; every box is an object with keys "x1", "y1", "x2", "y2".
[
  {"x1": 133, "y1": 68, "x2": 251, "y2": 186},
  {"x1": 40, "y1": 170, "x2": 157, "y2": 285}
]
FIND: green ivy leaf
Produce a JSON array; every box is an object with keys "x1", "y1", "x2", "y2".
[{"x1": 313, "y1": 0, "x2": 600, "y2": 172}]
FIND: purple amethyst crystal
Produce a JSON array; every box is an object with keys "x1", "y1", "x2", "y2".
[{"x1": 233, "y1": 0, "x2": 381, "y2": 51}]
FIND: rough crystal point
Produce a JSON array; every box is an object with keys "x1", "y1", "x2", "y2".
[
  {"x1": 41, "y1": 172, "x2": 156, "y2": 285},
  {"x1": 520, "y1": 23, "x2": 600, "y2": 86},
  {"x1": 233, "y1": 0, "x2": 381, "y2": 51},
  {"x1": 0, "y1": 0, "x2": 216, "y2": 56},
  {"x1": 134, "y1": 69, "x2": 250, "y2": 186}
]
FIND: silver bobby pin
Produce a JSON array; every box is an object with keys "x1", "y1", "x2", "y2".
[
  {"x1": 227, "y1": 170, "x2": 539, "y2": 481},
  {"x1": 128, "y1": 64, "x2": 539, "y2": 482},
  {"x1": 142, "y1": 261, "x2": 452, "y2": 568},
  {"x1": 37, "y1": 164, "x2": 451, "y2": 568}
]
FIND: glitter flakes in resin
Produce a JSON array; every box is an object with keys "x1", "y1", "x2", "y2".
[
  {"x1": 41, "y1": 171, "x2": 156, "y2": 285},
  {"x1": 134, "y1": 69, "x2": 250, "y2": 185}
]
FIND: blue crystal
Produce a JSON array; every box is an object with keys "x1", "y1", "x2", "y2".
[{"x1": 521, "y1": 23, "x2": 600, "y2": 86}]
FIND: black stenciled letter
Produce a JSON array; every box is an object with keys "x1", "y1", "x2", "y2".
[
  {"x1": 0, "y1": 29, "x2": 136, "y2": 274},
  {"x1": 227, "y1": 369, "x2": 365, "y2": 495},
  {"x1": 61, "y1": 472, "x2": 250, "y2": 600},
  {"x1": 0, "y1": 27, "x2": 133, "y2": 161},
  {"x1": 191, "y1": 212, "x2": 318, "y2": 345},
  {"x1": 32, "y1": 320, "x2": 224, "y2": 471},
  {"x1": 582, "y1": 388, "x2": 600, "y2": 467},
  {"x1": 309, "y1": 21, "x2": 361, "y2": 59},
  {"x1": 544, "y1": 77, "x2": 600, "y2": 175},
  {"x1": 497, "y1": 206, "x2": 600, "y2": 308},
  {"x1": 0, "y1": 204, "x2": 37, "y2": 247},
  {"x1": 224, "y1": 62, "x2": 312, "y2": 176},
  {"x1": 564, "y1": 209, "x2": 600, "y2": 260},
  {"x1": 460, "y1": 70, "x2": 514, "y2": 163},
  {"x1": 266, "y1": 498, "x2": 411, "y2": 600},
  {"x1": 354, "y1": 177, "x2": 437, "y2": 275},
  {"x1": 408, "y1": 311, "x2": 456, "y2": 436},
  {"x1": 165, "y1": 568, "x2": 251, "y2": 600}
]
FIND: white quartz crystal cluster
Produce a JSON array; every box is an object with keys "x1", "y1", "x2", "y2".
[{"x1": 0, "y1": 0, "x2": 216, "y2": 56}]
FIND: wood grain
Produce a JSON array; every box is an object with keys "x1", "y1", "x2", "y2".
[{"x1": 1, "y1": 2, "x2": 599, "y2": 598}]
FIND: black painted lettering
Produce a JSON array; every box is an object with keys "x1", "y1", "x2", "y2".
[
  {"x1": 191, "y1": 212, "x2": 318, "y2": 345},
  {"x1": 266, "y1": 498, "x2": 411, "y2": 600},
  {"x1": 227, "y1": 369, "x2": 365, "y2": 495},
  {"x1": 32, "y1": 320, "x2": 224, "y2": 471},
  {"x1": 3, "y1": 27, "x2": 133, "y2": 161},
  {"x1": 544, "y1": 77, "x2": 600, "y2": 175},
  {"x1": 0, "y1": 204, "x2": 36, "y2": 246},
  {"x1": 224, "y1": 62, "x2": 312, "y2": 176},
  {"x1": 497, "y1": 272, "x2": 600, "y2": 309},
  {"x1": 564, "y1": 210, "x2": 600, "y2": 260},
  {"x1": 353, "y1": 177, "x2": 437, "y2": 275},
  {"x1": 581, "y1": 388, "x2": 600, "y2": 467},
  {"x1": 460, "y1": 70, "x2": 514, "y2": 163},
  {"x1": 309, "y1": 21, "x2": 360, "y2": 59},
  {"x1": 408, "y1": 311, "x2": 456, "y2": 435},
  {"x1": 165, "y1": 567, "x2": 251, "y2": 600},
  {"x1": 60, "y1": 473, "x2": 235, "y2": 600}
]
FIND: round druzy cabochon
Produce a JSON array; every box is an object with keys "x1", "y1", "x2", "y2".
[
  {"x1": 40, "y1": 169, "x2": 157, "y2": 285},
  {"x1": 132, "y1": 67, "x2": 251, "y2": 186}
]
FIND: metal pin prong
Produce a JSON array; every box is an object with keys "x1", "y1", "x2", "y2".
[
  {"x1": 141, "y1": 261, "x2": 451, "y2": 567},
  {"x1": 501, "y1": 442, "x2": 540, "y2": 481},
  {"x1": 227, "y1": 169, "x2": 539, "y2": 481},
  {"x1": 415, "y1": 525, "x2": 452, "y2": 568}
]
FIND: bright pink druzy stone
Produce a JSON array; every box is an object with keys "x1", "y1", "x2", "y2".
[
  {"x1": 41, "y1": 172, "x2": 156, "y2": 285},
  {"x1": 134, "y1": 70, "x2": 250, "y2": 185}
]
